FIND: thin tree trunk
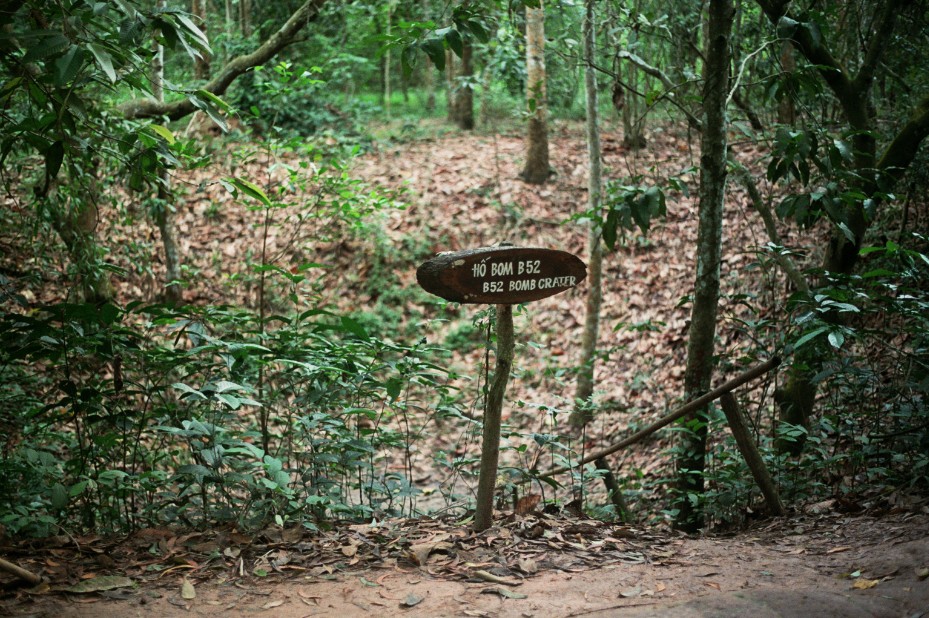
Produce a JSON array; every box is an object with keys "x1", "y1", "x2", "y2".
[
  {"x1": 572, "y1": 0, "x2": 604, "y2": 429},
  {"x1": 384, "y1": 2, "x2": 392, "y2": 117},
  {"x1": 153, "y1": 2, "x2": 182, "y2": 304},
  {"x1": 675, "y1": 0, "x2": 734, "y2": 533},
  {"x1": 571, "y1": 0, "x2": 627, "y2": 521},
  {"x1": 191, "y1": 0, "x2": 210, "y2": 80},
  {"x1": 239, "y1": 0, "x2": 251, "y2": 37},
  {"x1": 520, "y1": 2, "x2": 550, "y2": 183},
  {"x1": 423, "y1": 62, "x2": 436, "y2": 112},
  {"x1": 473, "y1": 304, "x2": 515, "y2": 532},
  {"x1": 456, "y1": 41, "x2": 474, "y2": 130},
  {"x1": 446, "y1": 49, "x2": 456, "y2": 122}
]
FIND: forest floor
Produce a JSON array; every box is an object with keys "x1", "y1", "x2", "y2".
[
  {"x1": 2, "y1": 119, "x2": 928, "y2": 616},
  {"x1": 3, "y1": 509, "x2": 928, "y2": 617}
]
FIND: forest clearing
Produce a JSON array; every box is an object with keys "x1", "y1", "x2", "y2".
[{"x1": 1, "y1": 0, "x2": 928, "y2": 615}]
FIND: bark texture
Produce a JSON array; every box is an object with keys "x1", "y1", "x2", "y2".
[
  {"x1": 676, "y1": 0, "x2": 734, "y2": 533},
  {"x1": 572, "y1": 0, "x2": 603, "y2": 429},
  {"x1": 473, "y1": 305, "x2": 515, "y2": 532},
  {"x1": 520, "y1": 3, "x2": 550, "y2": 183},
  {"x1": 455, "y1": 42, "x2": 474, "y2": 131}
]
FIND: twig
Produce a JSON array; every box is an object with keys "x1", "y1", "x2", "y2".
[{"x1": 0, "y1": 556, "x2": 42, "y2": 586}]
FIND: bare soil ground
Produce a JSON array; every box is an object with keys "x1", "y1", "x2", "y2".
[{"x1": 3, "y1": 510, "x2": 927, "y2": 617}]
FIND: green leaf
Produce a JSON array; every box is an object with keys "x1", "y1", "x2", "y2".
[
  {"x1": 195, "y1": 89, "x2": 231, "y2": 112},
  {"x1": 23, "y1": 32, "x2": 70, "y2": 63},
  {"x1": 88, "y1": 44, "x2": 116, "y2": 83},
  {"x1": 50, "y1": 483, "x2": 68, "y2": 511},
  {"x1": 175, "y1": 13, "x2": 211, "y2": 53},
  {"x1": 827, "y1": 330, "x2": 845, "y2": 349},
  {"x1": 228, "y1": 177, "x2": 272, "y2": 208},
  {"x1": 339, "y1": 316, "x2": 369, "y2": 339},
  {"x1": 54, "y1": 46, "x2": 85, "y2": 87},
  {"x1": 148, "y1": 124, "x2": 175, "y2": 144},
  {"x1": 445, "y1": 29, "x2": 463, "y2": 57},
  {"x1": 602, "y1": 208, "x2": 618, "y2": 250},
  {"x1": 385, "y1": 377, "x2": 403, "y2": 401},
  {"x1": 794, "y1": 326, "x2": 828, "y2": 350},
  {"x1": 45, "y1": 141, "x2": 64, "y2": 181},
  {"x1": 421, "y1": 37, "x2": 445, "y2": 71}
]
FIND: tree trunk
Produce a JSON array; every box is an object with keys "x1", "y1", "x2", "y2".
[
  {"x1": 777, "y1": 41, "x2": 796, "y2": 125},
  {"x1": 383, "y1": 1, "x2": 392, "y2": 117},
  {"x1": 572, "y1": 0, "x2": 604, "y2": 430},
  {"x1": 191, "y1": 0, "x2": 211, "y2": 80},
  {"x1": 239, "y1": 0, "x2": 251, "y2": 37},
  {"x1": 620, "y1": 4, "x2": 646, "y2": 150},
  {"x1": 153, "y1": 2, "x2": 182, "y2": 305},
  {"x1": 423, "y1": 62, "x2": 436, "y2": 113},
  {"x1": 520, "y1": 2, "x2": 550, "y2": 183},
  {"x1": 456, "y1": 41, "x2": 474, "y2": 131},
  {"x1": 572, "y1": 0, "x2": 628, "y2": 520},
  {"x1": 446, "y1": 49, "x2": 456, "y2": 122},
  {"x1": 675, "y1": 0, "x2": 734, "y2": 533},
  {"x1": 473, "y1": 304, "x2": 515, "y2": 532}
]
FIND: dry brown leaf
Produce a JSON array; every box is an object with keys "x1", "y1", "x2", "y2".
[
  {"x1": 852, "y1": 578, "x2": 879, "y2": 590},
  {"x1": 181, "y1": 578, "x2": 196, "y2": 600},
  {"x1": 341, "y1": 544, "x2": 358, "y2": 557},
  {"x1": 515, "y1": 494, "x2": 541, "y2": 515},
  {"x1": 261, "y1": 600, "x2": 285, "y2": 609}
]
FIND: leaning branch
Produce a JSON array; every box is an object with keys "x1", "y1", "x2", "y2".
[
  {"x1": 542, "y1": 357, "x2": 781, "y2": 476},
  {"x1": 732, "y1": 164, "x2": 810, "y2": 294},
  {"x1": 119, "y1": 0, "x2": 327, "y2": 121},
  {"x1": 877, "y1": 92, "x2": 929, "y2": 183}
]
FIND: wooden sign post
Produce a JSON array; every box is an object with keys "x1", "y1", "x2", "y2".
[{"x1": 417, "y1": 246, "x2": 586, "y2": 531}]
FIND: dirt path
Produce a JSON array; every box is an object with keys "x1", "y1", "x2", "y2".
[{"x1": 5, "y1": 511, "x2": 927, "y2": 617}]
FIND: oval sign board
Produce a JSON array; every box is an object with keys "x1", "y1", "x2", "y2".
[{"x1": 417, "y1": 246, "x2": 587, "y2": 304}]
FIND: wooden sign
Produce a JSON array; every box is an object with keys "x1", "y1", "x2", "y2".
[{"x1": 416, "y1": 246, "x2": 587, "y2": 304}]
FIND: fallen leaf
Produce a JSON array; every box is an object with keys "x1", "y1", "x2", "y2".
[
  {"x1": 619, "y1": 586, "x2": 641, "y2": 598},
  {"x1": 515, "y1": 494, "x2": 541, "y2": 515},
  {"x1": 827, "y1": 546, "x2": 851, "y2": 554},
  {"x1": 261, "y1": 599, "x2": 285, "y2": 609},
  {"x1": 516, "y1": 558, "x2": 538, "y2": 575},
  {"x1": 917, "y1": 567, "x2": 929, "y2": 580},
  {"x1": 61, "y1": 576, "x2": 134, "y2": 594},
  {"x1": 705, "y1": 582, "x2": 721, "y2": 591},
  {"x1": 472, "y1": 570, "x2": 521, "y2": 586},
  {"x1": 401, "y1": 593, "x2": 423, "y2": 607},
  {"x1": 341, "y1": 544, "x2": 358, "y2": 557},
  {"x1": 181, "y1": 578, "x2": 196, "y2": 600},
  {"x1": 852, "y1": 578, "x2": 879, "y2": 590},
  {"x1": 482, "y1": 588, "x2": 528, "y2": 600},
  {"x1": 655, "y1": 582, "x2": 667, "y2": 593}
]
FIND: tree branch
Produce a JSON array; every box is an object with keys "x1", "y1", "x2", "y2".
[
  {"x1": 732, "y1": 164, "x2": 810, "y2": 294},
  {"x1": 119, "y1": 0, "x2": 327, "y2": 121},
  {"x1": 877, "y1": 92, "x2": 929, "y2": 181},
  {"x1": 852, "y1": 0, "x2": 905, "y2": 94},
  {"x1": 617, "y1": 50, "x2": 703, "y2": 131}
]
